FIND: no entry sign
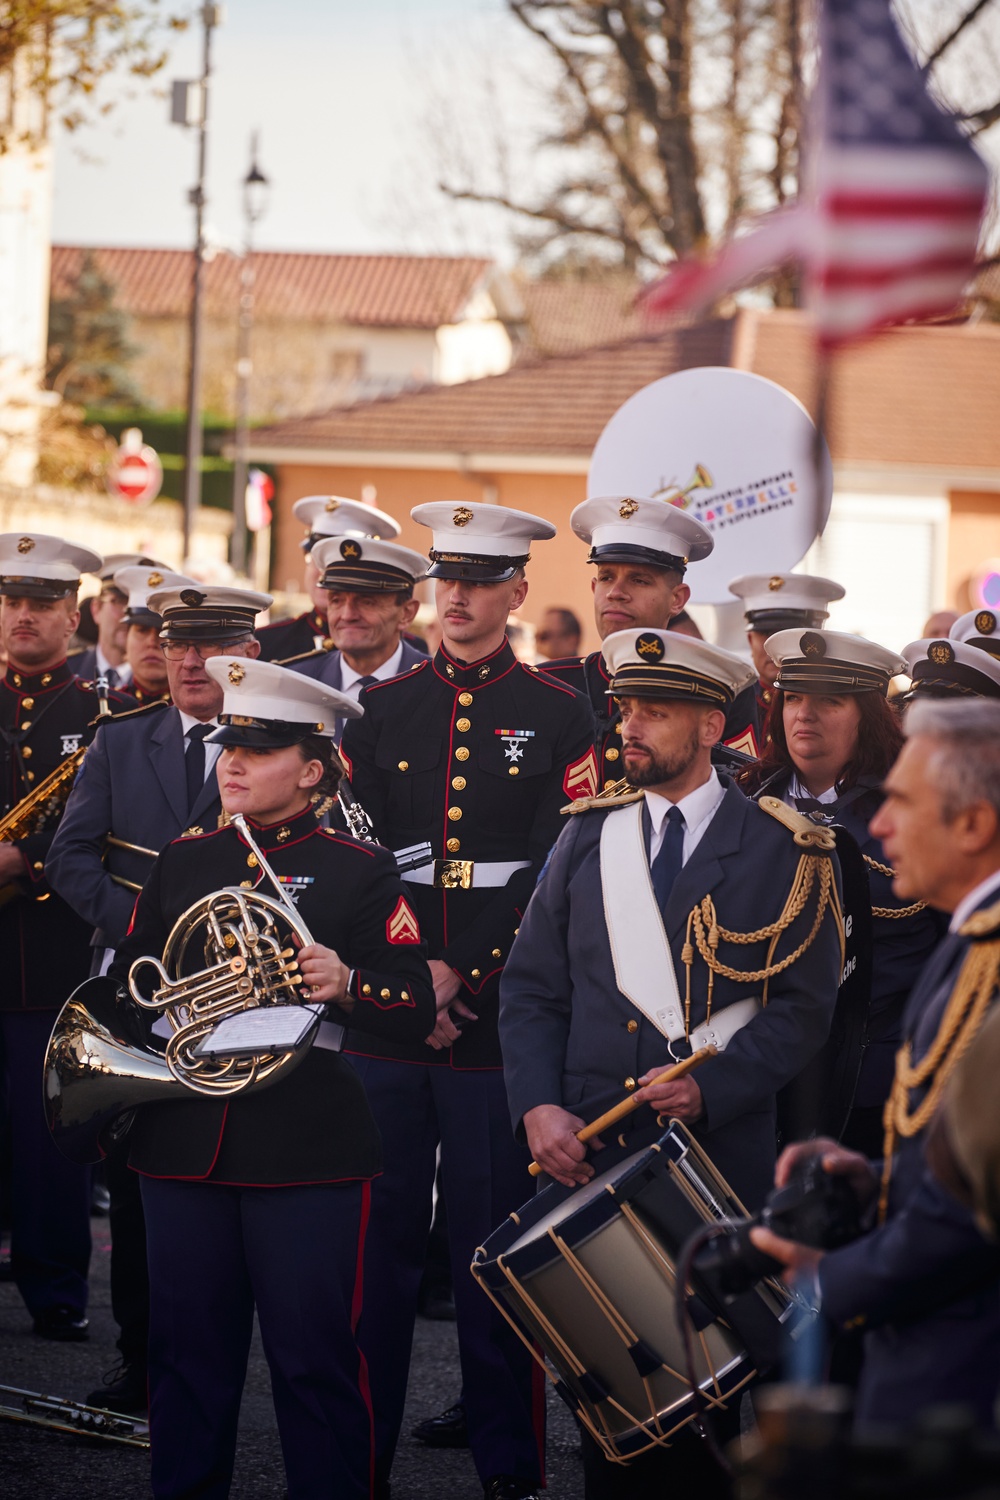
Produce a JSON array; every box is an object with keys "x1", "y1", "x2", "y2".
[{"x1": 106, "y1": 428, "x2": 163, "y2": 507}]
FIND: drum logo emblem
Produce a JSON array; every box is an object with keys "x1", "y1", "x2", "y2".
[
  {"x1": 800, "y1": 632, "x2": 826, "y2": 659},
  {"x1": 928, "y1": 641, "x2": 954, "y2": 666},
  {"x1": 636, "y1": 633, "x2": 665, "y2": 659}
]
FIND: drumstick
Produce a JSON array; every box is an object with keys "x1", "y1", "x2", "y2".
[{"x1": 527, "y1": 1045, "x2": 717, "y2": 1178}]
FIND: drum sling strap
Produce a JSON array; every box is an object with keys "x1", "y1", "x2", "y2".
[{"x1": 599, "y1": 799, "x2": 760, "y2": 1052}]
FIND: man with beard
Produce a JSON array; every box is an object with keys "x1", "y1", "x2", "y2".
[{"x1": 500, "y1": 628, "x2": 845, "y2": 1499}]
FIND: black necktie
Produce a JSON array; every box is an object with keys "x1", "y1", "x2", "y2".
[
  {"x1": 355, "y1": 675, "x2": 377, "y2": 694},
  {"x1": 185, "y1": 723, "x2": 212, "y2": 816},
  {"x1": 793, "y1": 796, "x2": 831, "y2": 816},
  {"x1": 104, "y1": 666, "x2": 119, "y2": 689},
  {"x1": 651, "y1": 806, "x2": 685, "y2": 909}
]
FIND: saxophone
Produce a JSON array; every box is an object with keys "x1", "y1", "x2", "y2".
[{"x1": 0, "y1": 746, "x2": 87, "y2": 906}]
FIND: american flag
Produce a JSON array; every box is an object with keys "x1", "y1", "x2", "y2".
[{"x1": 642, "y1": 0, "x2": 990, "y2": 349}]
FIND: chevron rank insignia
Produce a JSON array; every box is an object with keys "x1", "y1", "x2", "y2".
[
  {"x1": 387, "y1": 895, "x2": 420, "y2": 944},
  {"x1": 563, "y1": 746, "x2": 599, "y2": 801}
]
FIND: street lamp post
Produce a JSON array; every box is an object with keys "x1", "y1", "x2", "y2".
[
  {"x1": 173, "y1": 3, "x2": 223, "y2": 562},
  {"x1": 230, "y1": 134, "x2": 269, "y2": 577}
]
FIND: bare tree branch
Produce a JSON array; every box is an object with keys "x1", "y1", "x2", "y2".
[{"x1": 923, "y1": 0, "x2": 993, "y2": 70}]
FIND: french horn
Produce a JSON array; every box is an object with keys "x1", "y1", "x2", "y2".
[{"x1": 44, "y1": 815, "x2": 323, "y2": 1165}]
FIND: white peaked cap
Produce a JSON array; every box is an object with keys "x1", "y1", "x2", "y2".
[
  {"x1": 293, "y1": 495, "x2": 402, "y2": 546},
  {"x1": 601, "y1": 627, "x2": 755, "y2": 704},
  {"x1": 571, "y1": 496, "x2": 713, "y2": 571}
]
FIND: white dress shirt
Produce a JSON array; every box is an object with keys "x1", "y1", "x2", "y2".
[
  {"x1": 339, "y1": 642, "x2": 405, "y2": 704},
  {"x1": 96, "y1": 644, "x2": 133, "y2": 688},
  {"x1": 645, "y1": 769, "x2": 726, "y2": 866},
  {"x1": 178, "y1": 711, "x2": 222, "y2": 785},
  {"x1": 786, "y1": 772, "x2": 839, "y2": 806},
  {"x1": 949, "y1": 867, "x2": 1000, "y2": 934}
]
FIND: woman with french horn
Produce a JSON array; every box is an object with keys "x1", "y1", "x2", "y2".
[
  {"x1": 107, "y1": 657, "x2": 435, "y2": 1500},
  {"x1": 744, "y1": 628, "x2": 946, "y2": 1155}
]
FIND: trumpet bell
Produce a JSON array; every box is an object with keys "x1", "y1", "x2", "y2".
[{"x1": 43, "y1": 976, "x2": 179, "y2": 1165}]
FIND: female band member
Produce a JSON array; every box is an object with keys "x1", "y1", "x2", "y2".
[
  {"x1": 746, "y1": 629, "x2": 946, "y2": 1156},
  {"x1": 109, "y1": 657, "x2": 435, "y2": 1500}
]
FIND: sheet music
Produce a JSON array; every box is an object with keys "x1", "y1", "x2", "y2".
[{"x1": 194, "y1": 1004, "x2": 323, "y2": 1058}]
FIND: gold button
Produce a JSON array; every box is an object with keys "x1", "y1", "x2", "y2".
[
  {"x1": 452, "y1": 776, "x2": 466, "y2": 790},
  {"x1": 362, "y1": 984, "x2": 371, "y2": 996},
  {"x1": 398, "y1": 760, "x2": 409, "y2": 771},
  {"x1": 615, "y1": 722, "x2": 622, "y2": 735},
  {"x1": 25, "y1": 771, "x2": 34, "y2": 782},
  {"x1": 401, "y1": 991, "x2": 409, "y2": 1001},
  {"x1": 627, "y1": 1020, "x2": 638, "y2": 1034},
  {"x1": 458, "y1": 691, "x2": 473, "y2": 706},
  {"x1": 492, "y1": 948, "x2": 502, "y2": 958},
  {"x1": 471, "y1": 968, "x2": 480, "y2": 978},
  {"x1": 514, "y1": 927, "x2": 519, "y2": 935},
  {"x1": 455, "y1": 746, "x2": 470, "y2": 761},
  {"x1": 12, "y1": 675, "x2": 21, "y2": 687},
  {"x1": 447, "y1": 837, "x2": 461, "y2": 853},
  {"x1": 606, "y1": 748, "x2": 619, "y2": 762},
  {"x1": 247, "y1": 853, "x2": 258, "y2": 868},
  {"x1": 20, "y1": 719, "x2": 31, "y2": 731},
  {"x1": 21, "y1": 697, "x2": 33, "y2": 710},
  {"x1": 41, "y1": 673, "x2": 51, "y2": 686},
  {"x1": 33, "y1": 861, "x2": 43, "y2": 872},
  {"x1": 604, "y1": 778, "x2": 616, "y2": 790},
  {"x1": 456, "y1": 717, "x2": 471, "y2": 733},
  {"x1": 624, "y1": 1077, "x2": 636, "y2": 1091},
  {"x1": 508, "y1": 766, "x2": 519, "y2": 776},
  {"x1": 380, "y1": 988, "x2": 391, "y2": 999},
  {"x1": 448, "y1": 806, "x2": 462, "y2": 821},
  {"x1": 21, "y1": 746, "x2": 31, "y2": 759}
]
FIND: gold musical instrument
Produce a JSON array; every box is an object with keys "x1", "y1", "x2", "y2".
[
  {"x1": 0, "y1": 746, "x2": 86, "y2": 907},
  {"x1": 44, "y1": 813, "x2": 325, "y2": 1163},
  {"x1": 0, "y1": 1382, "x2": 149, "y2": 1448}
]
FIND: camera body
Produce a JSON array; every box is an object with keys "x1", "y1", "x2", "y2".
[{"x1": 695, "y1": 1156, "x2": 863, "y2": 1298}]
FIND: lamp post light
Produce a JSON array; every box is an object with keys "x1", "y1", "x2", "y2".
[{"x1": 230, "y1": 133, "x2": 269, "y2": 577}]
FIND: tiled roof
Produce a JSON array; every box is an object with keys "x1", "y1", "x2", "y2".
[
  {"x1": 249, "y1": 308, "x2": 1000, "y2": 472},
  {"x1": 514, "y1": 274, "x2": 649, "y2": 356},
  {"x1": 49, "y1": 246, "x2": 492, "y2": 328},
  {"x1": 249, "y1": 321, "x2": 735, "y2": 456}
]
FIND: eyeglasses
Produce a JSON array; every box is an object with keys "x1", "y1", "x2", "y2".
[{"x1": 161, "y1": 639, "x2": 248, "y2": 661}]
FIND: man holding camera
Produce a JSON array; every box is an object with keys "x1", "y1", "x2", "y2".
[{"x1": 754, "y1": 698, "x2": 1000, "y2": 1429}]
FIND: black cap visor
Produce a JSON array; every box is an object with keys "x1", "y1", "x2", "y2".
[
  {"x1": 775, "y1": 659, "x2": 890, "y2": 695},
  {"x1": 610, "y1": 664, "x2": 733, "y2": 705},
  {"x1": 321, "y1": 564, "x2": 417, "y2": 595},
  {"x1": 0, "y1": 576, "x2": 78, "y2": 600},
  {"x1": 746, "y1": 609, "x2": 828, "y2": 635},
  {"x1": 208, "y1": 715, "x2": 328, "y2": 749},
  {"x1": 426, "y1": 551, "x2": 527, "y2": 584},
  {"x1": 910, "y1": 659, "x2": 1000, "y2": 699},
  {"x1": 587, "y1": 543, "x2": 686, "y2": 574}
]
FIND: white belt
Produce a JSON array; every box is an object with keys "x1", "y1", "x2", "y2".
[
  {"x1": 688, "y1": 996, "x2": 761, "y2": 1054},
  {"x1": 401, "y1": 857, "x2": 530, "y2": 889}
]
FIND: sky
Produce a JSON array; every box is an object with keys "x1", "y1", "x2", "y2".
[{"x1": 51, "y1": 0, "x2": 533, "y2": 257}]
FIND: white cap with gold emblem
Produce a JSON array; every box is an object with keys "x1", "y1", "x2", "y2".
[
  {"x1": 114, "y1": 566, "x2": 203, "y2": 627},
  {"x1": 311, "y1": 535, "x2": 426, "y2": 595},
  {"x1": 412, "y1": 501, "x2": 556, "y2": 582},
  {"x1": 766, "y1": 628, "x2": 906, "y2": 697},
  {"x1": 602, "y1": 627, "x2": 755, "y2": 705},
  {"x1": 571, "y1": 496, "x2": 713, "y2": 573},
  {"x1": 728, "y1": 572, "x2": 846, "y2": 634},
  {"x1": 205, "y1": 656, "x2": 362, "y2": 747},
  {"x1": 904, "y1": 637, "x2": 1000, "y2": 700},
  {"x1": 0, "y1": 533, "x2": 103, "y2": 598},
  {"x1": 293, "y1": 496, "x2": 402, "y2": 553},
  {"x1": 950, "y1": 608, "x2": 1000, "y2": 659}
]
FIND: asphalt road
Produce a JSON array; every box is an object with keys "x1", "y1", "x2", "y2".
[{"x1": 0, "y1": 1215, "x2": 585, "y2": 1499}]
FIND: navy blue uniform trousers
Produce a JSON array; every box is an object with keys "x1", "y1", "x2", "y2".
[
  {"x1": 140, "y1": 1177, "x2": 374, "y2": 1500},
  {"x1": 0, "y1": 1009, "x2": 91, "y2": 1317},
  {"x1": 350, "y1": 1057, "x2": 545, "y2": 1486}
]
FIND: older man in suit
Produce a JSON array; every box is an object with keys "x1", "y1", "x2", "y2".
[
  {"x1": 500, "y1": 628, "x2": 845, "y2": 1499},
  {"x1": 285, "y1": 534, "x2": 428, "y2": 736},
  {"x1": 48, "y1": 578, "x2": 271, "y2": 1413},
  {"x1": 753, "y1": 697, "x2": 1000, "y2": 1432}
]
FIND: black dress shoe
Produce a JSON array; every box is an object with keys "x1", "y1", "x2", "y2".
[
  {"x1": 33, "y1": 1305, "x2": 89, "y2": 1342},
  {"x1": 410, "y1": 1398, "x2": 468, "y2": 1448},
  {"x1": 417, "y1": 1285, "x2": 457, "y2": 1321},
  {"x1": 85, "y1": 1360, "x2": 148, "y2": 1413},
  {"x1": 483, "y1": 1477, "x2": 539, "y2": 1500}
]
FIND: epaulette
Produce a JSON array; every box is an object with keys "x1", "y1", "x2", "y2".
[
  {"x1": 90, "y1": 695, "x2": 171, "y2": 727},
  {"x1": 561, "y1": 787, "x2": 644, "y2": 815},
  {"x1": 275, "y1": 641, "x2": 333, "y2": 667},
  {"x1": 960, "y1": 898, "x2": 1000, "y2": 941},
  {"x1": 757, "y1": 794, "x2": 837, "y2": 851}
]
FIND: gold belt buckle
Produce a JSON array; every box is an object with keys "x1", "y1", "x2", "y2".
[{"x1": 433, "y1": 858, "x2": 474, "y2": 890}]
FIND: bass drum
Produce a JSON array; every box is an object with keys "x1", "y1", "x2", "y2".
[{"x1": 473, "y1": 1123, "x2": 795, "y2": 1462}]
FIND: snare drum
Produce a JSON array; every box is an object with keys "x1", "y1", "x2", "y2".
[{"x1": 472, "y1": 1122, "x2": 793, "y2": 1462}]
